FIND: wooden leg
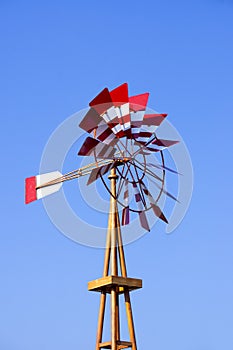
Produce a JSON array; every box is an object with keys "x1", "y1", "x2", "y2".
[
  {"x1": 111, "y1": 226, "x2": 118, "y2": 276},
  {"x1": 116, "y1": 293, "x2": 120, "y2": 341},
  {"x1": 96, "y1": 292, "x2": 106, "y2": 350},
  {"x1": 116, "y1": 212, "x2": 127, "y2": 278},
  {"x1": 124, "y1": 290, "x2": 137, "y2": 350},
  {"x1": 103, "y1": 226, "x2": 111, "y2": 277},
  {"x1": 111, "y1": 289, "x2": 117, "y2": 350}
]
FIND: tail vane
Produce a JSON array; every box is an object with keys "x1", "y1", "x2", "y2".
[{"x1": 25, "y1": 171, "x2": 62, "y2": 204}]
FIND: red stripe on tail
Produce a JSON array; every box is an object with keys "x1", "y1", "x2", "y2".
[{"x1": 25, "y1": 176, "x2": 37, "y2": 204}]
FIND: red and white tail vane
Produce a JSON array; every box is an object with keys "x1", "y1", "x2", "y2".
[
  {"x1": 25, "y1": 159, "x2": 114, "y2": 204},
  {"x1": 25, "y1": 171, "x2": 63, "y2": 204},
  {"x1": 26, "y1": 83, "x2": 179, "y2": 232}
]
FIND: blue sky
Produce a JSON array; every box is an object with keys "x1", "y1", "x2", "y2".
[{"x1": 1, "y1": 0, "x2": 233, "y2": 349}]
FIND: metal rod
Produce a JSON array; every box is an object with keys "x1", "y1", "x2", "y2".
[
  {"x1": 37, "y1": 158, "x2": 114, "y2": 189},
  {"x1": 129, "y1": 159, "x2": 163, "y2": 182}
]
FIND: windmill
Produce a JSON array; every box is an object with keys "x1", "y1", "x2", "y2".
[{"x1": 25, "y1": 83, "x2": 178, "y2": 350}]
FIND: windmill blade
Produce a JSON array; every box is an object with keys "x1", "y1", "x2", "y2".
[
  {"x1": 95, "y1": 83, "x2": 131, "y2": 139},
  {"x1": 147, "y1": 162, "x2": 179, "y2": 174},
  {"x1": 78, "y1": 136, "x2": 99, "y2": 156},
  {"x1": 129, "y1": 93, "x2": 149, "y2": 112},
  {"x1": 137, "y1": 138, "x2": 179, "y2": 154},
  {"x1": 122, "y1": 206, "x2": 130, "y2": 226},
  {"x1": 147, "y1": 175, "x2": 178, "y2": 202},
  {"x1": 133, "y1": 113, "x2": 167, "y2": 144},
  {"x1": 79, "y1": 85, "x2": 155, "y2": 143},
  {"x1": 86, "y1": 160, "x2": 124, "y2": 185},
  {"x1": 89, "y1": 87, "x2": 113, "y2": 115},
  {"x1": 151, "y1": 204, "x2": 168, "y2": 223},
  {"x1": 79, "y1": 87, "x2": 120, "y2": 141},
  {"x1": 140, "y1": 181, "x2": 168, "y2": 223},
  {"x1": 110, "y1": 83, "x2": 130, "y2": 136},
  {"x1": 79, "y1": 108, "x2": 116, "y2": 147},
  {"x1": 110, "y1": 83, "x2": 128, "y2": 109},
  {"x1": 132, "y1": 182, "x2": 150, "y2": 231},
  {"x1": 78, "y1": 136, "x2": 117, "y2": 158},
  {"x1": 129, "y1": 159, "x2": 163, "y2": 183},
  {"x1": 25, "y1": 171, "x2": 63, "y2": 204},
  {"x1": 90, "y1": 84, "x2": 130, "y2": 139},
  {"x1": 93, "y1": 123, "x2": 119, "y2": 147},
  {"x1": 129, "y1": 93, "x2": 149, "y2": 139},
  {"x1": 134, "y1": 131, "x2": 153, "y2": 144},
  {"x1": 121, "y1": 179, "x2": 130, "y2": 226},
  {"x1": 151, "y1": 138, "x2": 179, "y2": 148},
  {"x1": 100, "y1": 106, "x2": 125, "y2": 138},
  {"x1": 87, "y1": 162, "x2": 114, "y2": 185},
  {"x1": 143, "y1": 113, "x2": 167, "y2": 127},
  {"x1": 79, "y1": 108, "x2": 102, "y2": 134},
  {"x1": 130, "y1": 160, "x2": 177, "y2": 202},
  {"x1": 79, "y1": 84, "x2": 131, "y2": 142},
  {"x1": 138, "y1": 211, "x2": 150, "y2": 231}
]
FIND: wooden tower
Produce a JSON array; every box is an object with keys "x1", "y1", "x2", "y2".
[{"x1": 88, "y1": 168, "x2": 142, "y2": 350}]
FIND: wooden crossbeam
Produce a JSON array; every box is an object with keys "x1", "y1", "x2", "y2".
[
  {"x1": 88, "y1": 276, "x2": 142, "y2": 293},
  {"x1": 99, "y1": 341, "x2": 132, "y2": 349}
]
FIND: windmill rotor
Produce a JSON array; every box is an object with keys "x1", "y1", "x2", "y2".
[
  {"x1": 76, "y1": 83, "x2": 178, "y2": 230},
  {"x1": 25, "y1": 83, "x2": 178, "y2": 232}
]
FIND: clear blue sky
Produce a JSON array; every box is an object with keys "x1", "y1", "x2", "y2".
[{"x1": 1, "y1": 0, "x2": 233, "y2": 349}]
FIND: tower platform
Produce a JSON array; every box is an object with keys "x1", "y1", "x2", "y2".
[{"x1": 88, "y1": 276, "x2": 142, "y2": 294}]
